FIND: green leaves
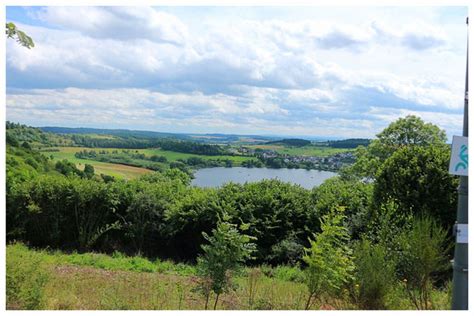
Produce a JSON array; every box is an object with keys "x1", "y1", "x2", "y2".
[
  {"x1": 346, "y1": 115, "x2": 447, "y2": 179},
  {"x1": 303, "y1": 209, "x2": 354, "y2": 309},
  {"x1": 6, "y1": 22, "x2": 35, "y2": 49},
  {"x1": 395, "y1": 216, "x2": 452, "y2": 309},
  {"x1": 353, "y1": 239, "x2": 395, "y2": 309},
  {"x1": 373, "y1": 145, "x2": 458, "y2": 228},
  {"x1": 196, "y1": 220, "x2": 256, "y2": 308}
]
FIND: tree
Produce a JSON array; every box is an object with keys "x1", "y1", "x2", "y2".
[
  {"x1": 348, "y1": 115, "x2": 447, "y2": 178},
  {"x1": 373, "y1": 145, "x2": 458, "y2": 228},
  {"x1": 83, "y1": 164, "x2": 95, "y2": 179},
  {"x1": 196, "y1": 219, "x2": 256, "y2": 310},
  {"x1": 6, "y1": 22, "x2": 35, "y2": 49},
  {"x1": 217, "y1": 180, "x2": 316, "y2": 263},
  {"x1": 303, "y1": 208, "x2": 354, "y2": 309},
  {"x1": 311, "y1": 177, "x2": 373, "y2": 239}
]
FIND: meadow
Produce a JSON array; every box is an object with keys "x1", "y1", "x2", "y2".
[
  {"x1": 6, "y1": 243, "x2": 452, "y2": 310},
  {"x1": 41, "y1": 146, "x2": 252, "y2": 179},
  {"x1": 41, "y1": 147, "x2": 151, "y2": 179},
  {"x1": 247, "y1": 145, "x2": 353, "y2": 157}
]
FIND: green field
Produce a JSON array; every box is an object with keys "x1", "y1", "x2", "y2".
[
  {"x1": 40, "y1": 147, "x2": 152, "y2": 179},
  {"x1": 139, "y1": 148, "x2": 252, "y2": 163},
  {"x1": 41, "y1": 147, "x2": 254, "y2": 179},
  {"x1": 247, "y1": 145, "x2": 354, "y2": 157}
]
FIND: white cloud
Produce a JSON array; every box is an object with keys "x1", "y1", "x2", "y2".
[
  {"x1": 35, "y1": 6, "x2": 189, "y2": 45},
  {"x1": 367, "y1": 106, "x2": 463, "y2": 136},
  {"x1": 6, "y1": 6, "x2": 466, "y2": 138}
]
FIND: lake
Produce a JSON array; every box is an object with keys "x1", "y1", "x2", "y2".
[{"x1": 191, "y1": 167, "x2": 337, "y2": 189}]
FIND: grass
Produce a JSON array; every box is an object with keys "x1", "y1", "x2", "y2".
[
  {"x1": 41, "y1": 147, "x2": 253, "y2": 179},
  {"x1": 41, "y1": 147, "x2": 152, "y2": 180},
  {"x1": 247, "y1": 145, "x2": 353, "y2": 157},
  {"x1": 139, "y1": 148, "x2": 252, "y2": 163},
  {"x1": 7, "y1": 243, "x2": 452, "y2": 310}
]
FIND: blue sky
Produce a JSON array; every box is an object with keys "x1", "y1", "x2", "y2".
[{"x1": 6, "y1": 6, "x2": 468, "y2": 138}]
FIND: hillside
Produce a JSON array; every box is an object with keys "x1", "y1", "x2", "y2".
[{"x1": 265, "y1": 138, "x2": 311, "y2": 147}]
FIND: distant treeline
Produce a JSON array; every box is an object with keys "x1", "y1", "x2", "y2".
[
  {"x1": 326, "y1": 138, "x2": 371, "y2": 148},
  {"x1": 69, "y1": 135, "x2": 226, "y2": 155},
  {"x1": 75, "y1": 149, "x2": 235, "y2": 171},
  {"x1": 266, "y1": 138, "x2": 311, "y2": 147},
  {"x1": 7, "y1": 122, "x2": 228, "y2": 156}
]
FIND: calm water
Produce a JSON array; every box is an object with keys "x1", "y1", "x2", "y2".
[{"x1": 191, "y1": 167, "x2": 337, "y2": 189}]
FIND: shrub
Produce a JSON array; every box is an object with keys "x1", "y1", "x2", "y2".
[
  {"x1": 303, "y1": 208, "x2": 354, "y2": 309},
  {"x1": 6, "y1": 243, "x2": 50, "y2": 309},
  {"x1": 268, "y1": 235, "x2": 304, "y2": 265},
  {"x1": 273, "y1": 265, "x2": 305, "y2": 283},
  {"x1": 395, "y1": 216, "x2": 451, "y2": 309},
  {"x1": 196, "y1": 220, "x2": 256, "y2": 309},
  {"x1": 246, "y1": 267, "x2": 263, "y2": 308},
  {"x1": 352, "y1": 239, "x2": 395, "y2": 309}
]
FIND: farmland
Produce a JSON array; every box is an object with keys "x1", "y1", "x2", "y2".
[
  {"x1": 246, "y1": 144, "x2": 354, "y2": 157},
  {"x1": 41, "y1": 146, "x2": 253, "y2": 179},
  {"x1": 40, "y1": 147, "x2": 152, "y2": 179}
]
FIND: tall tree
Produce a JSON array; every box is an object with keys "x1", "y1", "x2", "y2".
[
  {"x1": 373, "y1": 144, "x2": 458, "y2": 228},
  {"x1": 346, "y1": 115, "x2": 447, "y2": 179}
]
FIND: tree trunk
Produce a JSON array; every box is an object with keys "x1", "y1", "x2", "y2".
[
  {"x1": 305, "y1": 293, "x2": 313, "y2": 310},
  {"x1": 213, "y1": 293, "x2": 220, "y2": 310},
  {"x1": 204, "y1": 292, "x2": 210, "y2": 310}
]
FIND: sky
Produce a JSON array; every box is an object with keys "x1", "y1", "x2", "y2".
[{"x1": 5, "y1": 6, "x2": 468, "y2": 138}]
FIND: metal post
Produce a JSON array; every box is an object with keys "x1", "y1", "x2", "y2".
[{"x1": 452, "y1": 16, "x2": 469, "y2": 310}]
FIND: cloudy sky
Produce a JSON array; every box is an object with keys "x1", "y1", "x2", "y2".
[{"x1": 6, "y1": 6, "x2": 468, "y2": 138}]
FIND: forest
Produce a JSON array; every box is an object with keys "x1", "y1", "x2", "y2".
[{"x1": 6, "y1": 115, "x2": 458, "y2": 310}]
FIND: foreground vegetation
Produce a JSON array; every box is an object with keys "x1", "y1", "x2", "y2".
[
  {"x1": 6, "y1": 116, "x2": 458, "y2": 310},
  {"x1": 7, "y1": 243, "x2": 451, "y2": 310}
]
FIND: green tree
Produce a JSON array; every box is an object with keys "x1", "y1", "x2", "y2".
[
  {"x1": 348, "y1": 115, "x2": 447, "y2": 178},
  {"x1": 373, "y1": 145, "x2": 457, "y2": 228},
  {"x1": 311, "y1": 177, "x2": 373, "y2": 239},
  {"x1": 217, "y1": 180, "x2": 316, "y2": 263},
  {"x1": 6, "y1": 22, "x2": 35, "y2": 49},
  {"x1": 303, "y1": 208, "x2": 354, "y2": 309},
  {"x1": 83, "y1": 164, "x2": 95, "y2": 179},
  {"x1": 196, "y1": 219, "x2": 256, "y2": 310}
]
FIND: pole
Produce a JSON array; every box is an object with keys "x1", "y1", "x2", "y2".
[{"x1": 452, "y1": 16, "x2": 469, "y2": 310}]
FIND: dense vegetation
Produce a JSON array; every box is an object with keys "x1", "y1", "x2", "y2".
[
  {"x1": 6, "y1": 115, "x2": 458, "y2": 310},
  {"x1": 74, "y1": 149, "x2": 236, "y2": 172},
  {"x1": 326, "y1": 138, "x2": 370, "y2": 148},
  {"x1": 266, "y1": 138, "x2": 311, "y2": 147}
]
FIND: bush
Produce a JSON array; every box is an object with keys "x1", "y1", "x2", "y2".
[
  {"x1": 268, "y1": 235, "x2": 304, "y2": 265},
  {"x1": 395, "y1": 216, "x2": 451, "y2": 309},
  {"x1": 273, "y1": 265, "x2": 305, "y2": 283},
  {"x1": 6, "y1": 243, "x2": 50, "y2": 309},
  {"x1": 196, "y1": 220, "x2": 256, "y2": 309},
  {"x1": 373, "y1": 145, "x2": 457, "y2": 229},
  {"x1": 352, "y1": 239, "x2": 395, "y2": 309},
  {"x1": 303, "y1": 208, "x2": 354, "y2": 309}
]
